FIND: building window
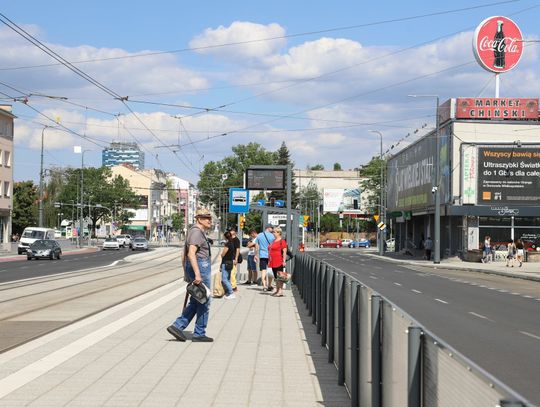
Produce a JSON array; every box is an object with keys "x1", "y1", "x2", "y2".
[
  {"x1": 3, "y1": 151, "x2": 10, "y2": 167},
  {"x1": 0, "y1": 150, "x2": 3, "y2": 167},
  {"x1": 3, "y1": 181, "x2": 9, "y2": 198}
]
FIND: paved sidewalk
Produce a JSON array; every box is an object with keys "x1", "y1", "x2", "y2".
[
  {"x1": 0, "y1": 265, "x2": 350, "y2": 406},
  {"x1": 366, "y1": 249, "x2": 540, "y2": 282}
]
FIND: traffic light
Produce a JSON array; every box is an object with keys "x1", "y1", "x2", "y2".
[
  {"x1": 240, "y1": 215, "x2": 245, "y2": 229},
  {"x1": 303, "y1": 215, "x2": 309, "y2": 227}
]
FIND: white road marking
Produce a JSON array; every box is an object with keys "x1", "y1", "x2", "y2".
[
  {"x1": 523, "y1": 295, "x2": 533, "y2": 299},
  {"x1": 411, "y1": 289, "x2": 422, "y2": 294},
  {"x1": 498, "y1": 289, "x2": 508, "y2": 293},
  {"x1": 468, "y1": 312, "x2": 495, "y2": 322},
  {"x1": 369, "y1": 276, "x2": 378, "y2": 280},
  {"x1": 0, "y1": 283, "x2": 185, "y2": 398},
  {"x1": 520, "y1": 331, "x2": 540, "y2": 341},
  {"x1": 393, "y1": 282, "x2": 402, "y2": 286},
  {"x1": 511, "y1": 292, "x2": 521, "y2": 296},
  {"x1": 435, "y1": 298, "x2": 448, "y2": 304}
]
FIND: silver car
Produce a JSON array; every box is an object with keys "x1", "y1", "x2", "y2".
[{"x1": 131, "y1": 237, "x2": 149, "y2": 251}]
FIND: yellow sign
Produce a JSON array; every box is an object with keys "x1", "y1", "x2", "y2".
[{"x1": 373, "y1": 215, "x2": 380, "y2": 222}]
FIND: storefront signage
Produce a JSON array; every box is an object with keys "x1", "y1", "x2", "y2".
[
  {"x1": 473, "y1": 16, "x2": 523, "y2": 73},
  {"x1": 489, "y1": 206, "x2": 519, "y2": 216},
  {"x1": 462, "y1": 144, "x2": 478, "y2": 204},
  {"x1": 455, "y1": 98, "x2": 538, "y2": 120},
  {"x1": 477, "y1": 146, "x2": 540, "y2": 205}
]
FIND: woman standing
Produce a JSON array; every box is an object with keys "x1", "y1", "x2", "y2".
[
  {"x1": 482, "y1": 236, "x2": 492, "y2": 263},
  {"x1": 220, "y1": 231, "x2": 236, "y2": 299},
  {"x1": 506, "y1": 240, "x2": 516, "y2": 267},
  {"x1": 268, "y1": 227, "x2": 288, "y2": 297},
  {"x1": 516, "y1": 239, "x2": 525, "y2": 267}
]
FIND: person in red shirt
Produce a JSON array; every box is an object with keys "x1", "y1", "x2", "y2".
[{"x1": 268, "y1": 227, "x2": 288, "y2": 297}]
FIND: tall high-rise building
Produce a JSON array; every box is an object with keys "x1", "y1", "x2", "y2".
[{"x1": 102, "y1": 142, "x2": 144, "y2": 169}]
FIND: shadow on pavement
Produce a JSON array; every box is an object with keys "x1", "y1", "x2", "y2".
[{"x1": 293, "y1": 288, "x2": 351, "y2": 407}]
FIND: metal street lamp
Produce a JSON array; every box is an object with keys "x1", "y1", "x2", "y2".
[
  {"x1": 38, "y1": 125, "x2": 55, "y2": 227},
  {"x1": 74, "y1": 146, "x2": 92, "y2": 247},
  {"x1": 369, "y1": 130, "x2": 385, "y2": 256},
  {"x1": 408, "y1": 94, "x2": 441, "y2": 264}
]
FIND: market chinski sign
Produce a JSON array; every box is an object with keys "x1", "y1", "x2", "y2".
[
  {"x1": 455, "y1": 98, "x2": 538, "y2": 120},
  {"x1": 477, "y1": 146, "x2": 540, "y2": 205}
]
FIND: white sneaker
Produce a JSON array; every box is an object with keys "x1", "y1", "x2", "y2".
[{"x1": 225, "y1": 294, "x2": 236, "y2": 300}]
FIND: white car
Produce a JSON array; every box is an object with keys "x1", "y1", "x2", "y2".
[
  {"x1": 103, "y1": 237, "x2": 120, "y2": 250},
  {"x1": 341, "y1": 239, "x2": 353, "y2": 248},
  {"x1": 116, "y1": 234, "x2": 132, "y2": 248}
]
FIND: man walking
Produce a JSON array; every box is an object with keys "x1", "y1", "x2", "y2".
[
  {"x1": 424, "y1": 236, "x2": 433, "y2": 260},
  {"x1": 255, "y1": 224, "x2": 275, "y2": 291},
  {"x1": 229, "y1": 227, "x2": 241, "y2": 291},
  {"x1": 167, "y1": 208, "x2": 214, "y2": 342}
]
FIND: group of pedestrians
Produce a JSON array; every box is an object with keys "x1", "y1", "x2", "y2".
[
  {"x1": 167, "y1": 212, "x2": 290, "y2": 343},
  {"x1": 482, "y1": 235, "x2": 525, "y2": 267}
]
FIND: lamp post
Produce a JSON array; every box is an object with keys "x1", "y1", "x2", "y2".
[
  {"x1": 74, "y1": 146, "x2": 91, "y2": 248},
  {"x1": 369, "y1": 130, "x2": 385, "y2": 256},
  {"x1": 38, "y1": 125, "x2": 54, "y2": 227},
  {"x1": 408, "y1": 95, "x2": 441, "y2": 264}
]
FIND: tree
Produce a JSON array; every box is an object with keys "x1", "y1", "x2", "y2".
[
  {"x1": 308, "y1": 164, "x2": 325, "y2": 170},
  {"x1": 269, "y1": 141, "x2": 299, "y2": 208},
  {"x1": 197, "y1": 143, "x2": 276, "y2": 230},
  {"x1": 359, "y1": 156, "x2": 385, "y2": 214},
  {"x1": 319, "y1": 213, "x2": 340, "y2": 233},
  {"x1": 171, "y1": 212, "x2": 184, "y2": 231},
  {"x1": 55, "y1": 167, "x2": 140, "y2": 237},
  {"x1": 333, "y1": 162, "x2": 342, "y2": 171},
  {"x1": 13, "y1": 181, "x2": 38, "y2": 234}
]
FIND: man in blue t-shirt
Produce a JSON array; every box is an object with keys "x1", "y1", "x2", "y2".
[{"x1": 255, "y1": 224, "x2": 275, "y2": 291}]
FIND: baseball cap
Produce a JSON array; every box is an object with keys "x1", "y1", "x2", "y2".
[{"x1": 265, "y1": 224, "x2": 274, "y2": 229}]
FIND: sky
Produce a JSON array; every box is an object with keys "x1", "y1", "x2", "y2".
[{"x1": 1, "y1": 0, "x2": 540, "y2": 185}]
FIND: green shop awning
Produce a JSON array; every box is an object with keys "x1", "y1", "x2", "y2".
[{"x1": 124, "y1": 225, "x2": 146, "y2": 230}]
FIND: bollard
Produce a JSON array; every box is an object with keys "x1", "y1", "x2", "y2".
[
  {"x1": 351, "y1": 281, "x2": 360, "y2": 407},
  {"x1": 371, "y1": 295, "x2": 382, "y2": 407},
  {"x1": 408, "y1": 326, "x2": 422, "y2": 407}
]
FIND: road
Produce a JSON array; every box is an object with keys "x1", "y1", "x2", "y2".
[
  {"x1": 309, "y1": 249, "x2": 540, "y2": 405},
  {"x1": 0, "y1": 247, "x2": 136, "y2": 284}
]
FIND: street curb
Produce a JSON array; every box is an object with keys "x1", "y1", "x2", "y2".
[
  {"x1": 365, "y1": 252, "x2": 540, "y2": 283},
  {"x1": 0, "y1": 247, "x2": 99, "y2": 263}
]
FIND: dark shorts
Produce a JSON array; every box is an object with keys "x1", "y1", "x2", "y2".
[
  {"x1": 247, "y1": 254, "x2": 256, "y2": 270},
  {"x1": 272, "y1": 265, "x2": 284, "y2": 278},
  {"x1": 259, "y1": 258, "x2": 269, "y2": 271}
]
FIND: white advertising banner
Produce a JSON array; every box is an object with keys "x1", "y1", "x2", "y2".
[
  {"x1": 323, "y1": 188, "x2": 345, "y2": 213},
  {"x1": 468, "y1": 226, "x2": 479, "y2": 250},
  {"x1": 462, "y1": 144, "x2": 478, "y2": 204}
]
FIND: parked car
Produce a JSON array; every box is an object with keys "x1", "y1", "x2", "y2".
[
  {"x1": 103, "y1": 237, "x2": 120, "y2": 250},
  {"x1": 131, "y1": 237, "x2": 149, "y2": 251},
  {"x1": 350, "y1": 238, "x2": 371, "y2": 248},
  {"x1": 26, "y1": 239, "x2": 62, "y2": 260},
  {"x1": 340, "y1": 239, "x2": 353, "y2": 248},
  {"x1": 523, "y1": 238, "x2": 540, "y2": 252},
  {"x1": 116, "y1": 234, "x2": 132, "y2": 248},
  {"x1": 320, "y1": 239, "x2": 342, "y2": 248}
]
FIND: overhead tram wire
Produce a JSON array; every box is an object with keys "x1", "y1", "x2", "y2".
[
  {"x1": 0, "y1": 0, "x2": 519, "y2": 72},
  {"x1": 0, "y1": 14, "x2": 199, "y2": 176}
]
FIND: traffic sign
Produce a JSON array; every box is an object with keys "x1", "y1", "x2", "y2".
[
  {"x1": 373, "y1": 214, "x2": 380, "y2": 222},
  {"x1": 229, "y1": 188, "x2": 249, "y2": 214},
  {"x1": 377, "y1": 222, "x2": 386, "y2": 230}
]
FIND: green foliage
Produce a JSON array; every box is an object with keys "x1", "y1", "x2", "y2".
[
  {"x1": 359, "y1": 156, "x2": 385, "y2": 213},
  {"x1": 308, "y1": 164, "x2": 325, "y2": 170},
  {"x1": 333, "y1": 162, "x2": 342, "y2": 171},
  {"x1": 319, "y1": 213, "x2": 340, "y2": 233},
  {"x1": 13, "y1": 181, "x2": 38, "y2": 234},
  {"x1": 268, "y1": 141, "x2": 299, "y2": 207},
  {"x1": 171, "y1": 212, "x2": 184, "y2": 231}
]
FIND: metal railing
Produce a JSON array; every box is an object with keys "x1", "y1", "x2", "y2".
[{"x1": 292, "y1": 252, "x2": 532, "y2": 407}]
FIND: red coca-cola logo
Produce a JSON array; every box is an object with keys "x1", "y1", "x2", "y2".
[{"x1": 473, "y1": 16, "x2": 523, "y2": 73}]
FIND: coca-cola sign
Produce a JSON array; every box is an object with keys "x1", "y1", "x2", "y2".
[{"x1": 473, "y1": 16, "x2": 523, "y2": 73}]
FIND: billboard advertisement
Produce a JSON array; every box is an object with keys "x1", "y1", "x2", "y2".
[
  {"x1": 477, "y1": 145, "x2": 540, "y2": 205},
  {"x1": 386, "y1": 127, "x2": 450, "y2": 212},
  {"x1": 455, "y1": 98, "x2": 538, "y2": 120},
  {"x1": 323, "y1": 188, "x2": 360, "y2": 213}
]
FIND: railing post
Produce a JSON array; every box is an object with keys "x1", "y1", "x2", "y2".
[
  {"x1": 338, "y1": 273, "x2": 346, "y2": 386},
  {"x1": 316, "y1": 262, "x2": 324, "y2": 332},
  {"x1": 328, "y1": 268, "x2": 336, "y2": 363},
  {"x1": 408, "y1": 326, "x2": 422, "y2": 407},
  {"x1": 371, "y1": 294, "x2": 382, "y2": 407},
  {"x1": 312, "y1": 262, "x2": 320, "y2": 325},
  {"x1": 351, "y1": 281, "x2": 360, "y2": 407},
  {"x1": 321, "y1": 265, "x2": 328, "y2": 346}
]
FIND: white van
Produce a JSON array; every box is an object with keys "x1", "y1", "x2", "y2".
[{"x1": 18, "y1": 227, "x2": 56, "y2": 254}]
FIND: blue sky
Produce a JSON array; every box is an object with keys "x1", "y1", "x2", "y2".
[{"x1": 1, "y1": 0, "x2": 540, "y2": 184}]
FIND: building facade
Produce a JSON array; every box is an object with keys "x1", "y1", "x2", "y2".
[
  {"x1": 169, "y1": 175, "x2": 199, "y2": 233},
  {"x1": 102, "y1": 142, "x2": 145, "y2": 170},
  {"x1": 0, "y1": 106, "x2": 14, "y2": 250},
  {"x1": 386, "y1": 97, "x2": 540, "y2": 257}
]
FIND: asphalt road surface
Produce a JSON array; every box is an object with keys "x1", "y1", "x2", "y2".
[
  {"x1": 310, "y1": 249, "x2": 540, "y2": 405},
  {"x1": 0, "y1": 248, "x2": 137, "y2": 284}
]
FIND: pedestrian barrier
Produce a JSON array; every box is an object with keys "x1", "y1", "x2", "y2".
[{"x1": 292, "y1": 252, "x2": 531, "y2": 407}]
